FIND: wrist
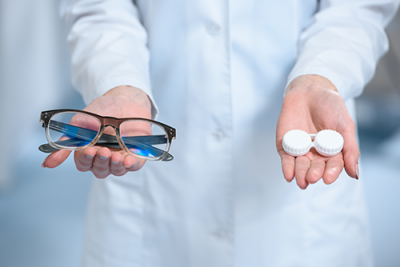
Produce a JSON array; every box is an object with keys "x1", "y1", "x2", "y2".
[
  {"x1": 285, "y1": 75, "x2": 338, "y2": 95},
  {"x1": 103, "y1": 85, "x2": 152, "y2": 112}
]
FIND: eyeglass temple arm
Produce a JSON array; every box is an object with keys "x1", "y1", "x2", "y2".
[
  {"x1": 52, "y1": 121, "x2": 168, "y2": 153},
  {"x1": 40, "y1": 121, "x2": 174, "y2": 161},
  {"x1": 38, "y1": 142, "x2": 174, "y2": 162},
  {"x1": 48, "y1": 120, "x2": 169, "y2": 145},
  {"x1": 50, "y1": 121, "x2": 172, "y2": 160}
]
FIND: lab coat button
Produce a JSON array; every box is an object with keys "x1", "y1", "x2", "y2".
[
  {"x1": 212, "y1": 130, "x2": 225, "y2": 141},
  {"x1": 207, "y1": 23, "x2": 221, "y2": 34},
  {"x1": 211, "y1": 229, "x2": 228, "y2": 240}
]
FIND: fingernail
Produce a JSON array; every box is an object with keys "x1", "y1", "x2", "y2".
[
  {"x1": 355, "y1": 163, "x2": 359, "y2": 180},
  {"x1": 86, "y1": 155, "x2": 94, "y2": 159},
  {"x1": 112, "y1": 161, "x2": 120, "y2": 165},
  {"x1": 286, "y1": 179, "x2": 291, "y2": 183},
  {"x1": 301, "y1": 182, "x2": 309, "y2": 190},
  {"x1": 99, "y1": 155, "x2": 109, "y2": 160},
  {"x1": 41, "y1": 156, "x2": 49, "y2": 168}
]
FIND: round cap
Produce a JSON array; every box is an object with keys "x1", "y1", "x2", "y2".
[
  {"x1": 282, "y1": 130, "x2": 312, "y2": 157},
  {"x1": 313, "y1": 130, "x2": 344, "y2": 157}
]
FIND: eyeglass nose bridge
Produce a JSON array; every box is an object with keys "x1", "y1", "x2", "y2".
[
  {"x1": 92, "y1": 123, "x2": 127, "y2": 153},
  {"x1": 102, "y1": 117, "x2": 122, "y2": 128},
  {"x1": 100, "y1": 118, "x2": 124, "y2": 137},
  {"x1": 103, "y1": 124, "x2": 117, "y2": 130},
  {"x1": 100, "y1": 122, "x2": 123, "y2": 141}
]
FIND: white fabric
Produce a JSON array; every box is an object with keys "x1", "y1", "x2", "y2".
[
  {"x1": 286, "y1": 0, "x2": 399, "y2": 100},
  {"x1": 62, "y1": 0, "x2": 399, "y2": 266}
]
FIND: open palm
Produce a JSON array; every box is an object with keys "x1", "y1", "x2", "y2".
[
  {"x1": 276, "y1": 75, "x2": 359, "y2": 189},
  {"x1": 42, "y1": 86, "x2": 152, "y2": 178}
]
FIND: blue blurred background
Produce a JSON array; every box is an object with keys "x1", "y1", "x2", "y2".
[{"x1": 0, "y1": 1, "x2": 399, "y2": 266}]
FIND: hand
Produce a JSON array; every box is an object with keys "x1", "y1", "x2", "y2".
[
  {"x1": 276, "y1": 75, "x2": 359, "y2": 189},
  {"x1": 41, "y1": 86, "x2": 152, "y2": 178}
]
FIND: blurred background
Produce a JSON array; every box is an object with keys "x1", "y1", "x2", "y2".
[{"x1": 0, "y1": 1, "x2": 399, "y2": 267}]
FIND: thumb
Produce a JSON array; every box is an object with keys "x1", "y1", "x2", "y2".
[
  {"x1": 42, "y1": 150, "x2": 71, "y2": 168},
  {"x1": 340, "y1": 123, "x2": 359, "y2": 179}
]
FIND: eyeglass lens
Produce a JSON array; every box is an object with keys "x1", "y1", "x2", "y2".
[
  {"x1": 48, "y1": 112, "x2": 101, "y2": 148},
  {"x1": 120, "y1": 120, "x2": 169, "y2": 159}
]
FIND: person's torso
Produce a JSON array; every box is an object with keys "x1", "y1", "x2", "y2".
[{"x1": 82, "y1": 2, "x2": 373, "y2": 266}]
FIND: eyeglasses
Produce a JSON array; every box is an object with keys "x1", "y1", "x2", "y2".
[{"x1": 39, "y1": 109, "x2": 176, "y2": 161}]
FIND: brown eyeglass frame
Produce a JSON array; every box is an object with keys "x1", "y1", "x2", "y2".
[{"x1": 39, "y1": 109, "x2": 176, "y2": 161}]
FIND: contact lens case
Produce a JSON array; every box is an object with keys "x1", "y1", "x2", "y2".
[{"x1": 282, "y1": 129, "x2": 344, "y2": 157}]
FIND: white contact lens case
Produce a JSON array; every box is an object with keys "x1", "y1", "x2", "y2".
[{"x1": 282, "y1": 129, "x2": 344, "y2": 157}]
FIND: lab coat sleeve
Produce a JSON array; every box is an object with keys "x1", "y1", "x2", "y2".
[
  {"x1": 61, "y1": 0, "x2": 158, "y2": 119},
  {"x1": 287, "y1": 0, "x2": 399, "y2": 101}
]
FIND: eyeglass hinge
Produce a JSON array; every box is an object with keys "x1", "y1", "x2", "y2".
[{"x1": 169, "y1": 128, "x2": 176, "y2": 139}]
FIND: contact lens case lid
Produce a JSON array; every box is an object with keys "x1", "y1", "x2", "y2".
[
  {"x1": 313, "y1": 129, "x2": 344, "y2": 157},
  {"x1": 282, "y1": 129, "x2": 313, "y2": 157}
]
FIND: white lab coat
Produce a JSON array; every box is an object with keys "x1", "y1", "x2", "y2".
[{"x1": 62, "y1": 1, "x2": 399, "y2": 266}]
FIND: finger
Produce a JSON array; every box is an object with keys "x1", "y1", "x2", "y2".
[
  {"x1": 323, "y1": 155, "x2": 344, "y2": 184},
  {"x1": 42, "y1": 150, "x2": 71, "y2": 168},
  {"x1": 278, "y1": 150, "x2": 295, "y2": 182},
  {"x1": 74, "y1": 147, "x2": 98, "y2": 172},
  {"x1": 306, "y1": 158, "x2": 325, "y2": 184},
  {"x1": 295, "y1": 156, "x2": 311, "y2": 190},
  {"x1": 92, "y1": 147, "x2": 112, "y2": 179},
  {"x1": 110, "y1": 153, "x2": 127, "y2": 176},
  {"x1": 124, "y1": 154, "x2": 145, "y2": 171},
  {"x1": 340, "y1": 122, "x2": 360, "y2": 179}
]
